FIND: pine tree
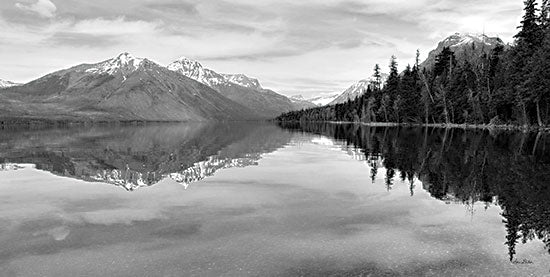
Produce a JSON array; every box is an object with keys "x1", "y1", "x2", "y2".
[
  {"x1": 542, "y1": 0, "x2": 550, "y2": 28},
  {"x1": 371, "y1": 64, "x2": 382, "y2": 91},
  {"x1": 384, "y1": 56, "x2": 400, "y2": 121},
  {"x1": 515, "y1": 0, "x2": 543, "y2": 49}
]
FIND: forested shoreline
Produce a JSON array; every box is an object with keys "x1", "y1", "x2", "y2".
[{"x1": 277, "y1": 1, "x2": 550, "y2": 128}]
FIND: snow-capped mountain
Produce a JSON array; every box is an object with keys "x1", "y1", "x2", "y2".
[
  {"x1": 167, "y1": 57, "x2": 226, "y2": 87},
  {"x1": 289, "y1": 95, "x2": 317, "y2": 109},
  {"x1": 0, "y1": 52, "x2": 255, "y2": 121},
  {"x1": 422, "y1": 33, "x2": 504, "y2": 69},
  {"x1": 167, "y1": 57, "x2": 263, "y2": 89},
  {"x1": 222, "y1": 73, "x2": 262, "y2": 90},
  {"x1": 307, "y1": 93, "x2": 340, "y2": 106},
  {"x1": 441, "y1": 33, "x2": 500, "y2": 47},
  {"x1": 329, "y1": 74, "x2": 389, "y2": 105},
  {"x1": 290, "y1": 95, "x2": 306, "y2": 101},
  {"x1": 0, "y1": 79, "x2": 21, "y2": 88},
  {"x1": 167, "y1": 57, "x2": 314, "y2": 117},
  {"x1": 83, "y1": 52, "x2": 149, "y2": 78}
]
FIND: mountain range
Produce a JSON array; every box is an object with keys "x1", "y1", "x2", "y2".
[
  {"x1": 0, "y1": 53, "x2": 260, "y2": 122},
  {"x1": 0, "y1": 53, "x2": 313, "y2": 122},
  {"x1": 167, "y1": 57, "x2": 315, "y2": 118},
  {"x1": 0, "y1": 33, "x2": 506, "y2": 122}
]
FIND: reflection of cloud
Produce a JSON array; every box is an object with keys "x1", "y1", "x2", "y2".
[
  {"x1": 78, "y1": 209, "x2": 164, "y2": 225},
  {"x1": 15, "y1": 0, "x2": 57, "y2": 18}
]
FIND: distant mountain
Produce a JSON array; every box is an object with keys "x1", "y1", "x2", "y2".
[
  {"x1": 168, "y1": 57, "x2": 314, "y2": 118},
  {"x1": 421, "y1": 33, "x2": 504, "y2": 69},
  {"x1": 329, "y1": 74, "x2": 389, "y2": 105},
  {"x1": 0, "y1": 53, "x2": 256, "y2": 122},
  {"x1": 222, "y1": 74, "x2": 262, "y2": 90},
  {"x1": 289, "y1": 95, "x2": 318, "y2": 109},
  {"x1": 0, "y1": 79, "x2": 21, "y2": 88},
  {"x1": 306, "y1": 93, "x2": 340, "y2": 106}
]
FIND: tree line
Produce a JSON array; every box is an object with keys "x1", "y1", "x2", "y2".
[{"x1": 277, "y1": 0, "x2": 550, "y2": 127}]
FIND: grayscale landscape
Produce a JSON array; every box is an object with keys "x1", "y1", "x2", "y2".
[{"x1": 1, "y1": 0, "x2": 550, "y2": 276}]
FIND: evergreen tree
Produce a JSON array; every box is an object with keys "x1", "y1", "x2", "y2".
[
  {"x1": 515, "y1": 0, "x2": 543, "y2": 49},
  {"x1": 371, "y1": 64, "x2": 382, "y2": 91}
]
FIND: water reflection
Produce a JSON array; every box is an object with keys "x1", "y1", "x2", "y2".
[
  {"x1": 0, "y1": 123, "x2": 293, "y2": 190},
  {"x1": 279, "y1": 122, "x2": 550, "y2": 262},
  {"x1": 1, "y1": 122, "x2": 550, "y2": 275}
]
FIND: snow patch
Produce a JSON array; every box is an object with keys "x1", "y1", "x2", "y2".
[{"x1": 85, "y1": 52, "x2": 146, "y2": 76}]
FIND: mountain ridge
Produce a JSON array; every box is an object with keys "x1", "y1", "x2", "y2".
[
  {"x1": 421, "y1": 32, "x2": 505, "y2": 69},
  {"x1": 0, "y1": 53, "x2": 257, "y2": 122},
  {"x1": 167, "y1": 57, "x2": 315, "y2": 118},
  {"x1": 0, "y1": 79, "x2": 21, "y2": 88},
  {"x1": 329, "y1": 73, "x2": 389, "y2": 105}
]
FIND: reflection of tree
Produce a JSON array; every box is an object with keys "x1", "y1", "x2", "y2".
[{"x1": 279, "y1": 122, "x2": 550, "y2": 261}]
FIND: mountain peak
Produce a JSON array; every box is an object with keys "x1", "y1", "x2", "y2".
[
  {"x1": 329, "y1": 73, "x2": 389, "y2": 105},
  {"x1": 440, "y1": 32, "x2": 503, "y2": 47},
  {"x1": 85, "y1": 52, "x2": 148, "y2": 75},
  {"x1": 167, "y1": 57, "x2": 225, "y2": 87},
  {"x1": 167, "y1": 57, "x2": 263, "y2": 90},
  {"x1": 222, "y1": 73, "x2": 262, "y2": 90},
  {"x1": 173, "y1": 56, "x2": 204, "y2": 68},
  {"x1": 421, "y1": 32, "x2": 504, "y2": 69},
  {"x1": 115, "y1": 52, "x2": 144, "y2": 63}
]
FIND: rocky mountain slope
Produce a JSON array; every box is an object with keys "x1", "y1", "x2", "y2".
[
  {"x1": 0, "y1": 53, "x2": 256, "y2": 122},
  {"x1": 0, "y1": 79, "x2": 21, "y2": 88},
  {"x1": 421, "y1": 33, "x2": 504, "y2": 69},
  {"x1": 168, "y1": 57, "x2": 314, "y2": 118}
]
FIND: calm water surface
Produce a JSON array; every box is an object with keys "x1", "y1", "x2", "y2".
[{"x1": 0, "y1": 123, "x2": 549, "y2": 276}]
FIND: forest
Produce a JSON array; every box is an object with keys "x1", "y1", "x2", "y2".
[
  {"x1": 277, "y1": 0, "x2": 550, "y2": 127},
  {"x1": 278, "y1": 121, "x2": 550, "y2": 262}
]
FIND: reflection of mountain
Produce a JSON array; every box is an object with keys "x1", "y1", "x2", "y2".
[
  {"x1": 279, "y1": 122, "x2": 550, "y2": 261},
  {"x1": 0, "y1": 123, "x2": 292, "y2": 190}
]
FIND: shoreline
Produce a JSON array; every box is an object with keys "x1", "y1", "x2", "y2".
[{"x1": 279, "y1": 120, "x2": 550, "y2": 132}]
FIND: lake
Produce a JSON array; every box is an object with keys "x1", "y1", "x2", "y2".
[{"x1": 0, "y1": 122, "x2": 549, "y2": 276}]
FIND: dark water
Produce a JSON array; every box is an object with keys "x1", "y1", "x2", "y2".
[{"x1": 0, "y1": 122, "x2": 549, "y2": 276}]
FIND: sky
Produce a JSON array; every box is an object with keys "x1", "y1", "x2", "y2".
[{"x1": 0, "y1": 0, "x2": 525, "y2": 98}]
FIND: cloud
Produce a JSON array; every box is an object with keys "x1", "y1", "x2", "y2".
[
  {"x1": 0, "y1": 0, "x2": 526, "y2": 97},
  {"x1": 15, "y1": 0, "x2": 57, "y2": 18}
]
